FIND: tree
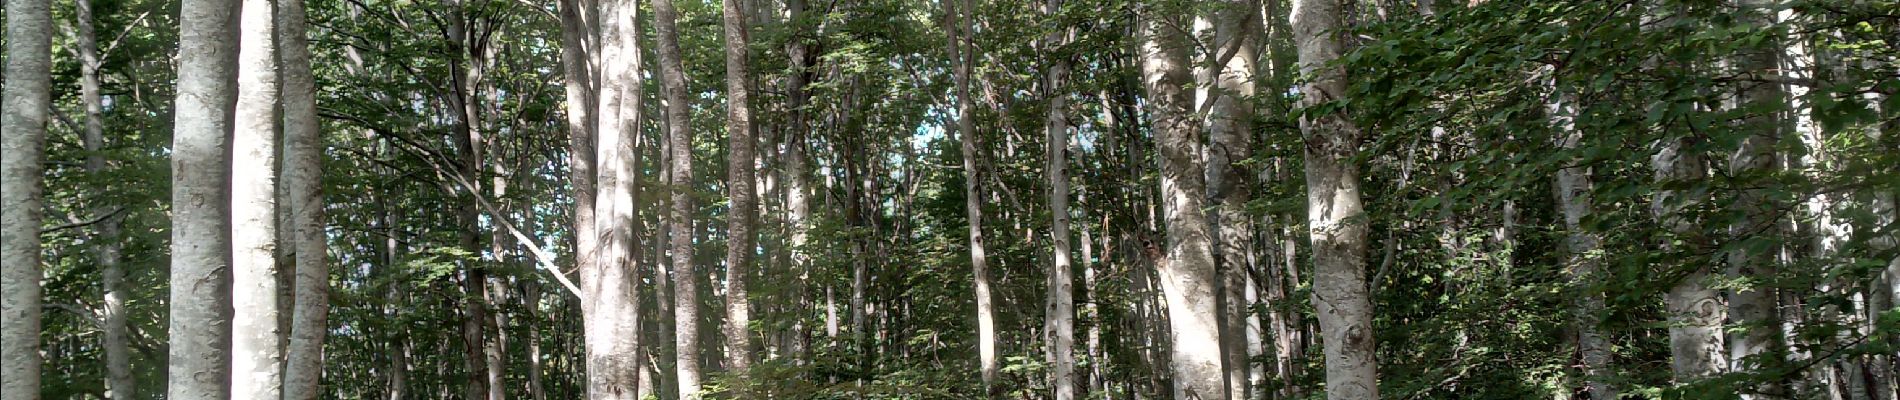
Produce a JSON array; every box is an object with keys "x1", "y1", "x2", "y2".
[
  {"x1": 651, "y1": 0, "x2": 701, "y2": 394},
  {"x1": 1042, "y1": 0, "x2": 1076, "y2": 396},
  {"x1": 1724, "y1": 2, "x2": 1789, "y2": 397},
  {"x1": 169, "y1": 0, "x2": 242, "y2": 396},
  {"x1": 721, "y1": 0, "x2": 759, "y2": 378},
  {"x1": 72, "y1": 0, "x2": 138, "y2": 395},
  {"x1": 280, "y1": 0, "x2": 330, "y2": 396},
  {"x1": 1549, "y1": 74, "x2": 1616, "y2": 400},
  {"x1": 584, "y1": 0, "x2": 645, "y2": 396},
  {"x1": 231, "y1": 0, "x2": 288, "y2": 396},
  {"x1": 1291, "y1": 0, "x2": 1378, "y2": 398},
  {"x1": 1, "y1": 0, "x2": 53, "y2": 396},
  {"x1": 1142, "y1": 0, "x2": 1229, "y2": 398},
  {"x1": 1203, "y1": 1, "x2": 1259, "y2": 398},
  {"x1": 945, "y1": 0, "x2": 999, "y2": 391}
]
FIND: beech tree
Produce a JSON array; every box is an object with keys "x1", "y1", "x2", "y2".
[{"x1": 2, "y1": 0, "x2": 53, "y2": 397}]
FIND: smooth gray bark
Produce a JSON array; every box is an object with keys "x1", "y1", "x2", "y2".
[
  {"x1": 946, "y1": 0, "x2": 999, "y2": 391},
  {"x1": 279, "y1": 0, "x2": 327, "y2": 393},
  {"x1": 1043, "y1": 0, "x2": 1076, "y2": 395},
  {"x1": 722, "y1": 0, "x2": 757, "y2": 376},
  {"x1": 584, "y1": 0, "x2": 644, "y2": 396},
  {"x1": 231, "y1": 0, "x2": 287, "y2": 396},
  {"x1": 1204, "y1": 2, "x2": 1258, "y2": 399},
  {"x1": 1143, "y1": 4, "x2": 1230, "y2": 399},
  {"x1": 169, "y1": 0, "x2": 242, "y2": 395},
  {"x1": 651, "y1": 0, "x2": 701, "y2": 393},
  {"x1": 1291, "y1": 0, "x2": 1379, "y2": 398},
  {"x1": 1, "y1": 0, "x2": 52, "y2": 396},
  {"x1": 1549, "y1": 80, "x2": 1617, "y2": 400}
]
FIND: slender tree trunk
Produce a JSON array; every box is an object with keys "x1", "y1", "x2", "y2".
[
  {"x1": 443, "y1": 2, "x2": 492, "y2": 397},
  {"x1": 281, "y1": 0, "x2": 328, "y2": 394},
  {"x1": 232, "y1": 0, "x2": 288, "y2": 396},
  {"x1": 1205, "y1": 2, "x2": 1258, "y2": 398},
  {"x1": 722, "y1": 0, "x2": 758, "y2": 377},
  {"x1": 945, "y1": 0, "x2": 999, "y2": 391},
  {"x1": 0, "y1": 0, "x2": 52, "y2": 395},
  {"x1": 1142, "y1": 3, "x2": 1229, "y2": 399},
  {"x1": 1044, "y1": 0, "x2": 1076, "y2": 395},
  {"x1": 783, "y1": 0, "x2": 816, "y2": 369},
  {"x1": 1549, "y1": 78, "x2": 1617, "y2": 400},
  {"x1": 168, "y1": 0, "x2": 241, "y2": 395},
  {"x1": 73, "y1": 0, "x2": 136, "y2": 396},
  {"x1": 1290, "y1": 0, "x2": 1379, "y2": 398},
  {"x1": 651, "y1": 0, "x2": 701, "y2": 392},
  {"x1": 1727, "y1": 2, "x2": 1789, "y2": 398}
]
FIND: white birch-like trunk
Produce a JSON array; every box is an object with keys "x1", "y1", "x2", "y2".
[
  {"x1": 1548, "y1": 76, "x2": 1617, "y2": 400},
  {"x1": 946, "y1": 0, "x2": 999, "y2": 390},
  {"x1": 1043, "y1": 0, "x2": 1076, "y2": 394},
  {"x1": 169, "y1": 0, "x2": 242, "y2": 395},
  {"x1": 1205, "y1": 2, "x2": 1258, "y2": 398},
  {"x1": 585, "y1": 0, "x2": 644, "y2": 396},
  {"x1": 1143, "y1": 4, "x2": 1230, "y2": 399},
  {"x1": 1291, "y1": 0, "x2": 1379, "y2": 398},
  {"x1": 231, "y1": 0, "x2": 287, "y2": 396},
  {"x1": 0, "y1": 0, "x2": 52, "y2": 396}
]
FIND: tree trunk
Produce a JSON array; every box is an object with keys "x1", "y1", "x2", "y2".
[
  {"x1": 73, "y1": 0, "x2": 137, "y2": 396},
  {"x1": 1655, "y1": 132, "x2": 1725, "y2": 380},
  {"x1": 651, "y1": 0, "x2": 701, "y2": 392},
  {"x1": 1549, "y1": 79, "x2": 1616, "y2": 400},
  {"x1": 443, "y1": 2, "x2": 492, "y2": 398},
  {"x1": 0, "y1": 0, "x2": 52, "y2": 395},
  {"x1": 783, "y1": 0, "x2": 816, "y2": 370},
  {"x1": 946, "y1": 0, "x2": 999, "y2": 391},
  {"x1": 585, "y1": 0, "x2": 645, "y2": 396},
  {"x1": 1142, "y1": 3, "x2": 1229, "y2": 399},
  {"x1": 1726, "y1": 2, "x2": 1789, "y2": 397},
  {"x1": 1044, "y1": 0, "x2": 1076, "y2": 395},
  {"x1": 168, "y1": 0, "x2": 241, "y2": 395},
  {"x1": 1290, "y1": 0, "x2": 1379, "y2": 398},
  {"x1": 1205, "y1": 2, "x2": 1258, "y2": 398},
  {"x1": 232, "y1": 0, "x2": 287, "y2": 396},
  {"x1": 722, "y1": 0, "x2": 758, "y2": 377}
]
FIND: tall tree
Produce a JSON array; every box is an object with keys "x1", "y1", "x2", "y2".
[
  {"x1": 1549, "y1": 76, "x2": 1617, "y2": 400},
  {"x1": 1142, "y1": 0, "x2": 1229, "y2": 398},
  {"x1": 280, "y1": 0, "x2": 330, "y2": 395},
  {"x1": 1042, "y1": 0, "x2": 1076, "y2": 396},
  {"x1": 72, "y1": 0, "x2": 137, "y2": 396},
  {"x1": 1725, "y1": 2, "x2": 1789, "y2": 397},
  {"x1": 651, "y1": 0, "x2": 702, "y2": 393},
  {"x1": 169, "y1": 0, "x2": 242, "y2": 395},
  {"x1": 231, "y1": 0, "x2": 288, "y2": 396},
  {"x1": 0, "y1": 0, "x2": 53, "y2": 396},
  {"x1": 945, "y1": 0, "x2": 999, "y2": 391},
  {"x1": 1291, "y1": 0, "x2": 1379, "y2": 399},
  {"x1": 1203, "y1": 1, "x2": 1258, "y2": 398},
  {"x1": 584, "y1": 0, "x2": 645, "y2": 396},
  {"x1": 722, "y1": 0, "x2": 759, "y2": 377}
]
